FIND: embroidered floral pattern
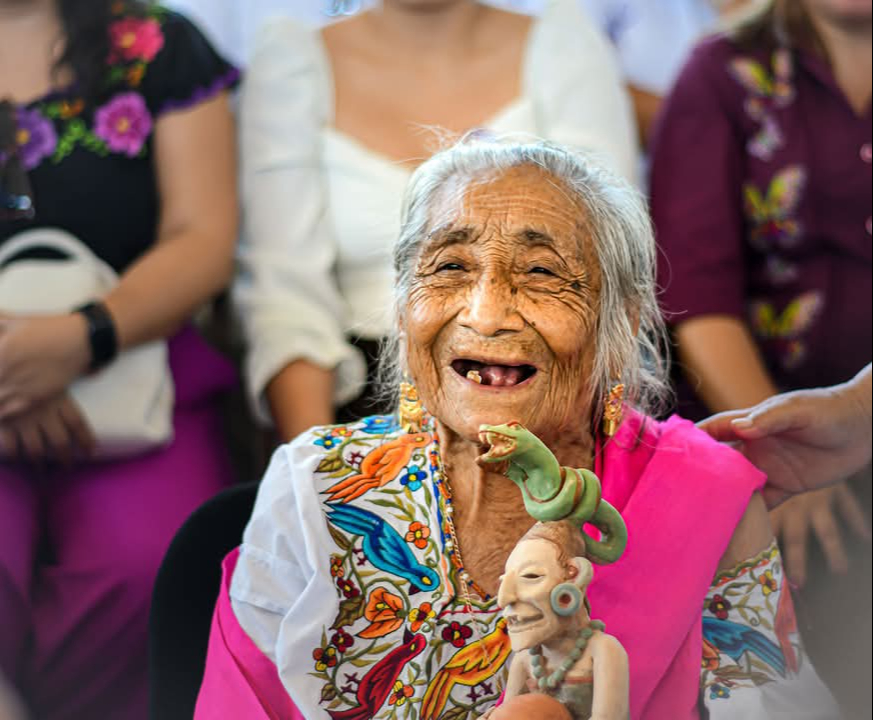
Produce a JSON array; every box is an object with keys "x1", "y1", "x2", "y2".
[
  {"x1": 307, "y1": 416, "x2": 510, "y2": 719},
  {"x1": 749, "y1": 291, "x2": 823, "y2": 371},
  {"x1": 94, "y1": 92, "x2": 152, "y2": 156},
  {"x1": 729, "y1": 48, "x2": 795, "y2": 160},
  {"x1": 8, "y1": 3, "x2": 233, "y2": 172},
  {"x1": 743, "y1": 165, "x2": 806, "y2": 254},
  {"x1": 14, "y1": 107, "x2": 57, "y2": 170},
  {"x1": 701, "y1": 541, "x2": 805, "y2": 703}
]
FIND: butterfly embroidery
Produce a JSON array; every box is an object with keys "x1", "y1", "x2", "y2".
[
  {"x1": 749, "y1": 291, "x2": 823, "y2": 370},
  {"x1": 729, "y1": 49, "x2": 794, "y2": 161},
  {"x1": 744, "y1": 165, "x2": 806, "y2": 253}
]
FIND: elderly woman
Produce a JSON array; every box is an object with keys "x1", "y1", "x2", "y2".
[{"x1": 195, "y1": 141, "x2": 838, "y2": 719}]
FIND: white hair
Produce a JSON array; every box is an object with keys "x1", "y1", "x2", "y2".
[{"x1": 379, "y1": 137, "x2": 671, "y2": 421}]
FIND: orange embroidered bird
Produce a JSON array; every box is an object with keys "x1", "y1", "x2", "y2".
[
  {"x1": 420, "y1": 618, "x2": 512, "y2": 720},
  {"x1": 324, "y1": 433, "x2": 431, "y2": 503}
]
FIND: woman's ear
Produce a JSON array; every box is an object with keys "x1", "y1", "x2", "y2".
[{"x1": 571, "y1": 557, "x2": 594, "y2": 590}]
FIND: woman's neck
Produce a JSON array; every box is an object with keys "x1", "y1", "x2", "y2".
[
  {"x1": 435, "y1": 419, "x2": 596, "y2": 594},
  {"x1": 807, "y1": 7, "x2": 872, "y2": 114},
  {"x1": 361, "y1": 0, "x2": 486, "y2": 58}
]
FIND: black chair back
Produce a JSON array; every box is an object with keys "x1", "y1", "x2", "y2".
[{"x1": 148, "y1": 481, "x2": 259, "y2": 720}]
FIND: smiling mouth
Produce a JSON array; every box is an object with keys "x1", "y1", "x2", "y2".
[{"x1": 451, "y1": 359, "x2": 538, "y2": 388}]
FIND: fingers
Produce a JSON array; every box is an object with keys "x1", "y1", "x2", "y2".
[
  {"x1": 16, "y1": 418, "x2": 46, "y2": 464},
  {"x1": 0, "y1": 396, "x2": 30, "y2": 423},
  {"x1": 835, "y1": 483, "x2": 872, "y2": 542},
  {"x1": 697, "y1": 410, "x2": 750, "y2": 442},
  {"x1": 772, "y1": 499, "x2": 810, "y2": 587},
  {"x1": 57, "y1": 396, "x2": 95, "y2": 459},
  {"x1": 0, "y1": 426, "x2": 16, "y2": 456},
  {"x1": 808, "y1": 489, "x2": 848, "y2": 576},
  {"x1": 36, "y1": 404, "x2": 76, "y2": 467}
]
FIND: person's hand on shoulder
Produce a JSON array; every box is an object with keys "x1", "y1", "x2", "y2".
[{"x1": 699, "y1": 365, "x2": 872, "y2": 507}]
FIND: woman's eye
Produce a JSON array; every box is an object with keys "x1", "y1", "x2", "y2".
[
  {"x1": 436, "y1": 262, "x2": 465, "y2": 273},
  {"x1": 528, "y1": 266, "x2": 555, "y2": 276}
]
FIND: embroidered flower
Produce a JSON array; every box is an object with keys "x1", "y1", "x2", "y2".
[
  {"x1": 388, "y1": 681, "x2": 414, "y2": 706},
  {"x1": 408, "y1": 602, "x2": 435, "y2": 632},
  {"x1": 710, "y1": 684, "x2": 731, "y2": 700},
  {"x1": 400, "y1": 465, "x2": 427, "y2": 492},
  {"x1": 313, "y1": 645, "x2": 338, "y2": 672},
  {"x1": 359, "y1": 587, "x2": 405, "y2": 639},
  {"x1": 405, "y1": 521, "x2": 431, "y2": 550},
  {"x1": 109, "y1": 17, "x2": 165, "y2": 63},
  {"x1": 315, "y1": 435, "x2": 342, "y2": 450},
  {"x1": 58, "y1": 99, "x2": 84, "y2": 119},
  {"x1": 348, "y1": 451, "x2": 365, "y2": 467},
  {"x1": 708, "y1": 594, "x2": 732, "y2": 621},
  {"x1": 758, "y1": 570, "x2": 778, "y2": 596},
  {"x1": 330, "y1": 555, "x2": 345, "y2": 578},
  {"x1": 14, "y1": 107, "x2": 57, "y2": 170},
  {"x1": 429, "y1": 448, "x2": 440, "y2": 473},
  {"x1": 361, "y1": 416, "x2": 400, "y2": 435},
  {"x1": 94, "y1": 92, "x2": 152, "y2": 156},
  {"x1": 336, "y1": 577, "x2": 360, "y2": 599},
  {"x1": 330, "y1": 630, "x2": 354, "y2": 654},
  {"x1": 330, "y1": 427, "x2": 354, "y2": 438},
  {"x1": 127, "y1": 64, "x2": 146, "y2": 87},
  {"x1": 442, "y1": 621, "x2": 473, "y2": 649}
]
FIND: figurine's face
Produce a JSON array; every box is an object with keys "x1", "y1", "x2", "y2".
[
  {"x1": 498, "y1": 538, "x2": 581, "y2": 651},
  {"x1": 402, "y1": 165, "x2": 601, "y2": 446}
]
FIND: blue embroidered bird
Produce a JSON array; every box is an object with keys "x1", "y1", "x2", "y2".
[
  {"x1": 327, "y1": 504, "x2": 441, "y2": 594},
  {"x1": 702, "y1": 616, "x2": 786, "y2": 677}
]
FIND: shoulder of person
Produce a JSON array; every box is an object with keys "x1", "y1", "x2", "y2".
[{"x1": 590, "y1": 629, "x2": 628, "y2": 664}]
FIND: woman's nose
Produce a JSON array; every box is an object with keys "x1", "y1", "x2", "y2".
[{"x1": 458, "y1": 275, "x2": 524, "y2": 337}]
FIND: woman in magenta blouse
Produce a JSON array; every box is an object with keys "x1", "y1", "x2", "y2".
[{"x1": 651, "y1": 0, "x2": 871, "y2": 714}]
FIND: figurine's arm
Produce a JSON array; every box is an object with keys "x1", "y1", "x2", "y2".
[
  {"x1": 589, "y1": 633, "x2": 629, "y2": 720},
  {"x1": 701, "y1": 541, "x2": 840, "y2": 719},
  {"x1": 503, "y1": 650, "x2": 532, "y2": 700}
]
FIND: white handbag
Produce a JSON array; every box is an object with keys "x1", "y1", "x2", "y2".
[{"x1": 0, "y1": 228, "x2": 174, "y2": 458}]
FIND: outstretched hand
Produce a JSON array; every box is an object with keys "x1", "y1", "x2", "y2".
[{"x1": 698, "y1": 367, "x2": 872, "y2": 509}]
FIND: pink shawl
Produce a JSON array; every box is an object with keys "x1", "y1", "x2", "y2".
[{"x1": 195, "y1": 412, "x2": 764, "y2": 719}]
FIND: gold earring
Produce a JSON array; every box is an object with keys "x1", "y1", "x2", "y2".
[
  {"x1": 602, "y1": 383, "x2": 625, "y2": 437},
  {"x1": 399, "y1": 381, "x2": 425, "y2": 434}
]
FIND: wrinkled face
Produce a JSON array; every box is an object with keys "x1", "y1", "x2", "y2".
[
  {"x1": 498, "y1": 538, "x2": 574, "y2": 651},
  {"x1": 403, "y1": 165, "x2": 601, "y2": 443}
]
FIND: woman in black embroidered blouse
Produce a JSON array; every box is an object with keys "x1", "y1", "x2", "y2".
[{"x1": 0, "y1": 1, "x2": 238, "y2": 718}]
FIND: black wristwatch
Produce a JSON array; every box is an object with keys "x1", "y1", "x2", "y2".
[{"x1": 75, "y1": 301, "x2": 118, "y2": 372}]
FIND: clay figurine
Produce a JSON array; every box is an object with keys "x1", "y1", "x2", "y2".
[
  {"x1": 488, "y1": 521, "x2": 630, "y2": 720},
  {"x1": 477, "y1": 422, "x2": 630, "y2": 720}
]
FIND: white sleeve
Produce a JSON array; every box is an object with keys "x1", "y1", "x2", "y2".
[
  {"x1": 229, "y1": 435, "x2": 338, "y2": 666},
  {"x1": 529, "y1": 0, "x2": 640, "y2": 185},
  {"x1": 233, "y1": 21, "x2": 366, "y2": 425}
]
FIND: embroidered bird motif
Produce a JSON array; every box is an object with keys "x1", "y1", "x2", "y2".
[
  {"x1": 702, "y1": 616, "x2": 786, "y2": 677},
  {"x1": 328, "y1": 628, "x2": 427, "y2": 720},
  {"x1": 327, "y1": 504, "x2": 441, "y2": 594},
  {"x1": 324, "y1": 433, "x2": 431, "y2": 503},
  {"x1": 420, "y1": 618, "x2": 512, "y2": 720}
]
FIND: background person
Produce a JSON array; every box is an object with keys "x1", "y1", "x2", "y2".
[
  {"x1": 0, "y1": 1, "x2": 238, "y2": 717},
  {"x1": 234, "y1": 0, "x2": 638, "y2": 443}
]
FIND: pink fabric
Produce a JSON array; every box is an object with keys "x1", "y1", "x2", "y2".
[
  {"x1": 195, "y1": 549, "x2": 304, "y2": 720},
  {"x1": 196, "y1": 412, "x2": 765, "y2": 720},
  {"x1": 0, "y1": 329, "x2": 235, "y2": 720}
]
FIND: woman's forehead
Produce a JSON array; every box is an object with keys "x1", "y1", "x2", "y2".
[{"x1": 428, "y1": 165, "x2": 589, "y2": 245}]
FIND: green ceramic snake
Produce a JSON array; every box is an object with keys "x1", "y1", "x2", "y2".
[{"x1": 478, "y1": 422, "x2": 627, "y2": 564}]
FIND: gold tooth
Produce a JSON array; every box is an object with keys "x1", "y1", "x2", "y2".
[{"x1": 466, "y1": 370, "x2": 483, "y2": 384}]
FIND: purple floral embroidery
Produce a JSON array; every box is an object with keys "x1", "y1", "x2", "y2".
[
  {"x1": 15, "y1": 107, "x2": 57, "y2": 170},
  {"x1": 94, "y1": 92, "x2": 152, "y2": 156}
]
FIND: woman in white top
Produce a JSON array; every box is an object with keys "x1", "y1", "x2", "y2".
[{"x1": 236, "y1": 0, "x2": 638, "y2": 440}]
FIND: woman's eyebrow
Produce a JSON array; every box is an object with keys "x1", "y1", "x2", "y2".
[
  {"x1": 516, "y1": 228, "x2": 557, "y2": 248},
  {"x1": 424, "y1": 226, "x2": 475, "y2": 253}
]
